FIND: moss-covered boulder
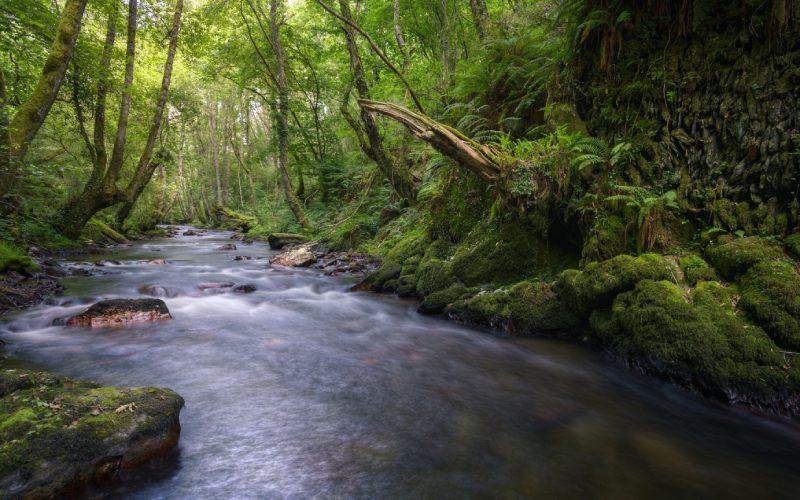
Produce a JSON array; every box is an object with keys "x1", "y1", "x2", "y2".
[
  {"x1": 62, "y1": 299, "x2": 172, "y2": 328},
  {"x1": 0, "y1": 368, "x2": 184, "y2": 498},
  {"x1": 738, "y1": 260, "x2": 800, "y2": 351},
  {"x1": 598, "y1": 280, "x2": 800, "y2": 414},
  {"x1": 784, "y1": 233, "x2": 800, "y2": 259},
  {"x1": 267, "y1": 233, "x2": 309, "y2": 250},
  {"x1": 448, "y1": 220, "x2": 574, "y2": 287},
  {"x1": 704, "y1": 236, "x2": 784, "y2": 279},
  {"x1": 554, "y1": 254, "x2": 676, "y2": 315},
  {"x1": 80, "y1": 220, "x2": 128, "y2": 246},
  {"x1": 418, "y1": 284, "x2": 477, "y2": 315},
  {"x1": 447, "y1": 281, "x2": 582, "y2": 336},
  {"x1": 215, "y1": 206, "x2": 257, "y2": 232},
  {"x1": 679, "y1": 255, "x2": 717, "y2": 286}
]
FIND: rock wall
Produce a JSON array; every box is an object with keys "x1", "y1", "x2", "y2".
[{"x1": 577, "y1": 11, "x2": 800, "y2": 233}]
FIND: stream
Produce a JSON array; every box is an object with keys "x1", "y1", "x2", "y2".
[{"x1": 2, "y1": 228, "x2": 800, "y2": 499}]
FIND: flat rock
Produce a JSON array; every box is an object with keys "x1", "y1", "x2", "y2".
[
  {"x1": 0, "y1": 367, "x2": 183, "y2": 498},
  {"x1": 62, "y1": 299, "x2": 172, "y2": 328},
  {"x1": 145, "y1": 259, "x2": 168, "y2": 265},
  {"x1": 270, "y1": 243, "x2": 317, "y2": 267},
  {"x1": 267, "y1": 233, "x2": 308, "y2": 250}
]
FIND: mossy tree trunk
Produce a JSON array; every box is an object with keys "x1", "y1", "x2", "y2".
[
  {"x1": 357, "y1": 99, "x2": 503, "y2": 185},
  {"x1": 270, "y1": 0, "x2": 313, "y2": 231},
  {"x1": 469, "y1": 0, "x2": 489, "y2": 40},
  {"x1": 337, "y1": 0, "x2": 417, "y2": 203},
  {"x1": 0, "y1": 0, "x2": 89, "y2": 201}
]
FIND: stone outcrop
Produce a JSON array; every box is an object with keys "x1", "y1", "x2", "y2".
[
  {"x1": 267, "y1": 233, "x2": 308, "y2": 250},
  {"x1": 0, "y1": 367, "x2": 183, "y2": 498},
  {"x1": 62, "y1": 299, "x2": 172, "y2": 328}
]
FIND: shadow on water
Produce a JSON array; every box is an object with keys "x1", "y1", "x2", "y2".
[{"x1": 2, "y1": 227, "x2": 800, "y2": 499}]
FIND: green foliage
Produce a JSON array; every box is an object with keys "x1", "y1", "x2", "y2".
[{"x1": 679, "y1": 255, "x2": 717, "y2": 286}]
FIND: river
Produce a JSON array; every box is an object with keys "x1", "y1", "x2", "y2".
[{"x1": 1, "y1": 228, "x2": 799, "y2": 499}]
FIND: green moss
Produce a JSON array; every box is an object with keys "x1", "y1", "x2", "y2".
[
  {"x1": 784, "y1": 233, "x2": 800, "y2": 259},
  {"x1": 446, "y1": 281, "x2": 582, "y2": 335},
  {"x1": 738, "y1": 260, "x2": 800, "y2": 350},
  {"x1": 0, "y1": 243, "x2": 38, "y2": 273},
  {"x1": 554, "y1": 253, "x2": 676, "y2": 314},
  {"x1": 448, "y1": 219, "x2": 574, "y2": 287},
  {"x1": 679, "y1": 255, "x2": 717, "y2": 285},
  {"x1": 80, "y1": 219, "x2": 128, "y2": 245},
  {"x1": 602, "y1": 280, "x2": 796, "y2": 404},
  {"x1": 0, "y1": 368, "x2": 184, "y2": 497},
  {"x1": 418, "y1": 283, "x2": 477, "y2": 315},
  {"x1": 704, "y1": 236, "x2": 784, "y2": 279},
  {"x1": 581, "y1": 214, "x2": 632, "y2": 264},
  {"x1": 214, "y1": 206, "x2": 257, "y2": 232},
  {"x1": 415, "y1": 257, "x2": 458, "y2": 296},
  {"x1": 711, "y1": 199, "x2": 738, "y2": 231}
]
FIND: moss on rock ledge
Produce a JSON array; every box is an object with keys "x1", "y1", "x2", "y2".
[
  {"x1": 600, "y1": 280, "x2": 800, "y2": 414},
  {"x1": 739, "y1": 260, "x2": 800, "y2": 351},
  {"x1": 705, "y1": 236, "x2": 784, "y2": 279},
  {"x1": 446, "y1": 281, "x2": 582, "y2": 336},
  {"x1": 0, "y1": 367, "x2": 184, "y2": 498}
]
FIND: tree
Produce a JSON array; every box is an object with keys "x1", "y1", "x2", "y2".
[
  {"x1": 0, "y1": 0, "x2": 89, "y2": 201},
  {"x1": 57, "y1": 0, "x2": 185, "y2": 236}
]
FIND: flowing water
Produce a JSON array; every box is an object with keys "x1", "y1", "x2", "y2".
[{"x1": 2, "y1": 228, "x2": 800, "y2": 499}]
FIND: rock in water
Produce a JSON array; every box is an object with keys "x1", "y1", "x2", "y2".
[
  {"x1": 0, "y1": 368, "x2": 183, "y2": 497},
  {"x1": 267, "y1": 233, "x2": 308, "y2": 250},
  {"x1": 146, "y1": 259, "x2": 168, "y2": 265},
  {"x1": 233, "y1": 255, "x2": 252, "y2": 261},
  {"x1": 63, "y1": 299, "x2": 172, "y2": 327},
  {"x1": 218, "y1": 244, "x2": 237, "y2": 251},
  {"x1": 270, "y1": 243, "x2": 317, "y2": 267},
  {"x1": 198, "y1": 282, "x2": 235, "y2": 290},
  {"x1": 138, "y1": 285, "x2": 182, "y2": 298},
  {"x1": 232, "y1": 284, "x2": 257, "y2": 294},
  {"x1": 183, "y1": 230, "x2": 197, "y2": 236}
]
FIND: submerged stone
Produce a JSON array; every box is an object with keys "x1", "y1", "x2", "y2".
[
  {"x1": 0, "y1": 368, "x2": 183, "y2": 498},
  {"x1": 62, "y1": 299, "x2": 172, "y2": 328}
]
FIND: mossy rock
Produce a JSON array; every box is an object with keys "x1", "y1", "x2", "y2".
[
  {"x1": 447, "y1": 220, "x2": 575, "y2": 287},
  {"x1": 738, "y1": 260, "x2": 800, "y2": 350},
  {"x1": 446, "y1": 281, "x2": 582, "y2": 336},
  {"x1": 80, "y1": 220, "x2": 128, "y2": 246},
  {"x1": 214, "y1": 206, "x2": 257, "y2": 232},
  {"x1": 414, "y1": 257, "x2": 458, "y2": 296},
  {"x1": 0, "y1": 243, "x2": 38, "y2": 274},
  {"x1": 784, "y1": 233, "x2": 800, "y2": 259},
  {"x1": 418, "y1": 283, "x2": 477, "y2": 315},
  {"x1": 581, "y1": 214, "x2": 632, "y2": 264},
  {"x1": 0, "y1": 368, "x2": 184, "y2": 497},
  {"x1": 602, "y1": 280, "x2": 800, "y2": 413},
  {"x1": 679, "y1": 255, "x2": 717, "y2": 286},
  {"x1": 554, "y1": 254, "x2": 676, "y2": 315},
  {"x1": 267, "y1": 233, "x2": 309, "y2": 250},
  {"x1": 704, "y1": 236, "x2": 784, "y2": 279}
]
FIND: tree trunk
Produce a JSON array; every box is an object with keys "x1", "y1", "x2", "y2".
[
  {"x1": 106, "y1": 0, "x2": 139, "y2": 188},
  {"x1": 0, "y1": 0, "x2": 89, "y2": 199},
  {"x1": 270, "y1": 0, "x2": 313, "y2": 231},
  {"x1": 338, "y1": 0, "x2": 417, "y2": 202},
  {"x1": 116, "y1": 0, "x2": 184, "y2": 227},
  {"x1": 209, "y1": 99, "x2": 221, "y2": 206},
  {"x1": 469, "y1": 0, "x2": 489, "y2": 40},
  {"x1": 358, "y1": 99, "x2": 503, "y2": 184}
]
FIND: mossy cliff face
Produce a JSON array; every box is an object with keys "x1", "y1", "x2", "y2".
[
  {"x1": 576, "y1": 7, "x2": 800, "y2": 227},
  {"x1": 0, "y1": 367, "x2": 184, "y2": 498}
]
